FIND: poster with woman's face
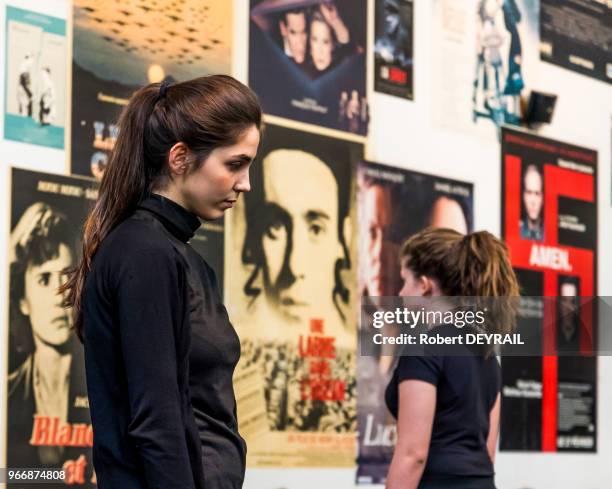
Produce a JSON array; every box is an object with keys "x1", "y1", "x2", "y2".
[
  {"x1": 6, "y1": 168, "x2": 99, "y2": 487},
  {"x1": 227, "y1": 123, "x2": 361, "y2": 468},
  {"x1": 355, "y1": 161, "x2": 474, "y2": 484},
  {"x1": 249, "y1": 0, "x2": 368, "y2": 135},
  {"x1": 70, "y1": 0, "x2": 233, "y2": 180}
]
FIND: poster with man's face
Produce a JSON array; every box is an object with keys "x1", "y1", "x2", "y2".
[
  {"x1": 70, "y1": 0, "x2": 232, "y2": 180},
  {"x1": 227, "y1": 123, "x2": 361, "y2": 467},
  {"x1": 6, "y1": 168, "x2": 99, "y2": 487},
  {"x1": 355, "y1": 161, "x2": 474, "y2": 484},
  {"x1": 500, "y1": 127, "x2": 598, "y2": 453},
  {"x1": 249, "y1": 0, "x2": 368, "y2": 135}
]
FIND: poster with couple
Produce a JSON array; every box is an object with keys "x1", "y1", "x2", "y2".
[{"x1": 249, "y1": 0, "x2": 368, "y2": 135}]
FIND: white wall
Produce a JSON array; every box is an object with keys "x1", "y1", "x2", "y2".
[{"x1": 0, "y1": 0, "x2": 610, "y2": 487}]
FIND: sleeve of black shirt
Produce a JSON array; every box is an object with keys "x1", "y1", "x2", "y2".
[
  {"x1": 116, "y1": 247, "x2": 197, "y2": 489},
  {"x1": 396, "y1": 354, "x2": 444, "y2": 386}
]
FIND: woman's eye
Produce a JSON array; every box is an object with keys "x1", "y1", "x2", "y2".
[{"x1": 227, "y1": 161, "x2": 243, "y2": 170}]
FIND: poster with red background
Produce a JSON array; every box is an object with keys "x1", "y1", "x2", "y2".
[{"x1": 500, "y1": 127, "x2": 598, "y2": 452}]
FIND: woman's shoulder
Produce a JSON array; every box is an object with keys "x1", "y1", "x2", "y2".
[{"x1": 94, "y1": 213, "x2": 182, "y2": 272}]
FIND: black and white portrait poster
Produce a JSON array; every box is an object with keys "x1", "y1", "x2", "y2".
[
  {"x1": 249, "y1": 0, "x2": 368, "y2": 135},
  {"x1": 228, "y1": 123, "x2": 361, "y2": 467},
  {"x1": 540, "y1": 0, "x2": 611, "y2": 83},
  {"x1": 6, "y1": 168, "x2": 99, "y2": 487},
  {"x1": 374, "y1": 0, "x2": 414, "y2": 100},
  {"x1": 500, "y1": 127, "x2": 598, "y2": 452},
  {"x1": 70, "y1": 0, "x2": 233, "y2": 180},
  {"x1": 356, "y1": 161, "x2": 473, "y2": 484}
]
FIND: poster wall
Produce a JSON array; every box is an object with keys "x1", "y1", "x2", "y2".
[
  {"x1": 433, "y1": 0, "x2": 539, "y2": 136},
  {"x1": 374, "y1": 0, "x2": 414, "y2": 100},
  {"x1": 540, "y1": 0, "x2": 612, "y2": 84},
  {"x1": 4, "y1": 6, "x2": 66, "y2": 148},
  {"x1": 6, "y1": 168, "x2": 99, "y2": 487},
  {"x1": 228, "y1": 123, "x2": 361, "y2": 467},
  {"x1": 70, "y1": 0, "x2": 233, "y2": 179},
  {"x1": 500, "y1": 127, "x2": 598, "y2": 452},
  {"x1": 248, "y1": 0, "x2": 368, "y2": 135},
  {"x1": 356, "y1": 161, "x2": 474, "y2": 484}
]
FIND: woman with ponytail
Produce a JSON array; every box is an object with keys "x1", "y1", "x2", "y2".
[
  {"x1": 385, "y1": 228, "x2": 519, "y2": 489},
  {"x1": 61, "y1": 75, "x2": 262, "y2": 489}
]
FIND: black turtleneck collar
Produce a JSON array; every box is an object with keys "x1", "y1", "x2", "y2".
[{"x1": 138, "y1": 193, "x2": 201, "y2": 242}]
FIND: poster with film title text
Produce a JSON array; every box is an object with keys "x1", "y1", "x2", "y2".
[
  {"x1": 228, "y1": 123, "x2": 361, "y2": 468},
  {"x1": 7, "y1": 168, "x2": 99, "y2": 487},
  {"x1": 374, "y1": 0, "x2": 414, "y2": 100},
  {"x1": 356, "y1": 161, "x2": 473, "y2": 484},
  {"x1": 540, "y1": 0, "x2": 612, "y2": 84},
  {"x1": 249, "y1": 0, "x2": 368, "y2": 135},
  {"x1": 70, "y1": 0, "x2": 232, "y2": 180},
  {"x1": 500, "y1": 127, "x2": 598, "y2": 453}
]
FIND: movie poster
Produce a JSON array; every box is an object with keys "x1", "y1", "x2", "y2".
[
  {"x1": 540, "y1": 0, "x2": 611, "y2": 83},
  {"x1": 71, "y1": 0, "x2": 232, "y2": 180},
  {"x1": 228, "y1": 124, "x2": 361, "y2": 467},
  {"x1": 500, "y1": 127, "x2": 598, "y2": 452},
  {"x1": 6, "y1": 168, "x2": 99, "y2": 487},
  {"x1": 249, "y1": 0, "x2": 368, "y2": 135},
  {"x1": 374, "y1": 0, "x2": 414, "y2": 99},
  {"x1": 3, "y1": 6, "x2": 66, "y2": 148},
  {"x1": 432, "y1": 0, "x2": 539, "y2": 136},
  {"x1": 356, "y1": 161, "x2": 474, "y2": 484}
]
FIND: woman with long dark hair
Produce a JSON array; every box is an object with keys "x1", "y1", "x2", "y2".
[
  {"x1": 61, "y1": 75, "x2": 262, "y2": 489},
  {"x1": 385, "y1": 228, "x2": 519, "y2": 489}
]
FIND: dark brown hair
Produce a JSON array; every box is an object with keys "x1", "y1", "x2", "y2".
[
  {"x1": 401, "y1": 227, "x2": 520, "y2": 354},
  {"x1": 61, "y1": 75, "x2": 262, "y2": 341}
]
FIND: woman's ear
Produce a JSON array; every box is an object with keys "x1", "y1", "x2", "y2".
[
  {"x1": 167, "y1": 142, "x2": 191, "y2": 176},
  {"x1": 420, "y1": 275, "x2": 435, "y2": 297}
]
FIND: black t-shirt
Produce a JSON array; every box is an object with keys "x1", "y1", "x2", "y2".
[{"x1": 385, "y1": 326, "x2": 501, "y2": 479}]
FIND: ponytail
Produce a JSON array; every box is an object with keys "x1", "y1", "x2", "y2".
[
  {"x1": 400, "y1": 228, "x2": 520, "y2": 354},
  {"x1": 61, "y1": 75, "x2": 262, "y2": 341}
]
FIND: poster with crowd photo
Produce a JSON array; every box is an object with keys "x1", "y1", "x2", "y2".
[
  {"x1": 540, "y1": 0, "x2": 611, "y2": 84},
  {"x1": 432, "y1": 0, "x2": 539, "y2": 136},
  {"x1": 374, "y1": 0, "x2": 414, "y2": 100},
  {"x1": 500, "y1": 127, "x2": 598, "y2": 453},
  {"x1": 227, "y1": 123, "x2": 361, "y2": 467},
  {"x1": 70, "y1": 0, "x2": 232, "y2": 180},
  {"x1": 3, "y1": 6, "x2": 66, "y2": 148},
  {"x1": 6, "y1": 168, "x2": 99, "y2": 487},
  {"x1": 356, "y1": 161, "x2": 474, "y2": 484},
  {"x1": 249, "y1": 0, "x2": 368, "y2": 135}
]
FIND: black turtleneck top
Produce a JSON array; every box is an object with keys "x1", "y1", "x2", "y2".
[{"x1": 82, "y1": 194, "x2": 245, "y2": 489}]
